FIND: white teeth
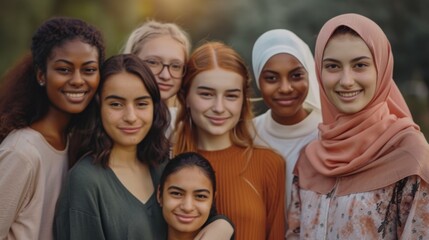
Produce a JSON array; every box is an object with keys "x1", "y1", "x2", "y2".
[
  {"x1": 65, "y1": 92, "x2": 85, "y2": 98},
  {"x1": 338, "y1": 91, "x2": 360, "y2": 97}
]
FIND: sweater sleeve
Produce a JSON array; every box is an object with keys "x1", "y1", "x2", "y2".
[
  {"x1": 0, "y1": 149, "x2": 35, "y2": 239},
  {"x1": 264, "y1": 151, "x2": 286, "y2": 240},
  {"x1": 54, "y1": 160, "x2": 105, "y2": 240}
]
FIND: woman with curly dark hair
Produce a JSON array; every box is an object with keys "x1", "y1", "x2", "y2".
[{"x1": 0, "y1": 17, "x2": 104, "y2": 240}]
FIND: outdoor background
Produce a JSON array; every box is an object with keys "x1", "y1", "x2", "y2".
[{"x1": 1, "y1": 0, "x2": 428, "y2": 139}]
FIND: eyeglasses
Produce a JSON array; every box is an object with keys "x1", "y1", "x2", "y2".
[{"x1": 143, "y1": 58, "x2": 185, "y2": 79}]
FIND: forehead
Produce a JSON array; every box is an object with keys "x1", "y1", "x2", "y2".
[
  {"x1": 165, "y1": 166, "x2": 213, "y2": 189},
  {"x1": 102, "y1": 72, "x2": 150, "y2": 97},
  {"x1": 138, "y1": 35, "x2": 185, "y2": 61},
  {"x1": 263, "y1": 53, "x2": 305, "y2": 70},
  {"x1": 191, "y1": 68, "x2": 243, "y2": 91},
  {"x1": 323, "y1": 34, "x2": 372, "y2": 60},
  {"x1": 49, "y1": 39, "x2": 99, "y2": 62}
]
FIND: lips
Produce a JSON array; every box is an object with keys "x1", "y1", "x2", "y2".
[
  {"x1": 274, "y1": 96, "x2": 299, "y2": 106},
  {"x1": 157, "y1": 82, "x2": 173, "y2": 91},
  {"x1": 336, "y1": 90, "x2": 363, "y2": 98},
  {"x1": 207, "y1": 116, "x2": 229, "y2": 125},
  {"x1": 175, "y1": 214, "x2": 197, "y2": 223},
  {"x1": 118, "y1": 127, "x2": 141, "y2": 134},
  {"x1": 63, "y1": 91, "x2": 89, "y2": 103}
]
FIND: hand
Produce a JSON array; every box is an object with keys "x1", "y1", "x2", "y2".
[{"x1": 193, "y1": 219, "x2": 234, "y2": 240}]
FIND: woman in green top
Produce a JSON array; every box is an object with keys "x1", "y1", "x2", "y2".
[{"x1": 54, "y1": 54, "x2": 233, "y2": 239}]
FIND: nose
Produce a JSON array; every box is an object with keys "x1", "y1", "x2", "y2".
[
  {"x1": 69, "y1": 71, "x2": 85, "y2": 87},
  {"x1": 339, "y1": 68, "x2": 354, "y2": 88},
  {"x1": 158, "y1": 65, "x2": 171, "y2": 80},
  {"x1": 123, "y1": 105, "x2": 137, "y2": 123},
  {"x1": 180, "y1": 195, "x2": 194, "y2": 212},
  {"x1": 212, "y1": 96, "x2": 225, "y2": 113},
  {"x1": 278, "y1": 79, "x2": 293, "y2": 94}
]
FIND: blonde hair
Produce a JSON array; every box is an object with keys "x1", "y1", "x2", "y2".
[
  {"x1": 173, "y1": 41, "x2": 255, "y2": 155},
  {"x1": 122, "y1": 20, "x2": 191, "y2": 61}
]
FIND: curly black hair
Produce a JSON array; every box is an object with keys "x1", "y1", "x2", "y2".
[{"x1": 0, "y1": 17, "x2": 105, "y2": 143}]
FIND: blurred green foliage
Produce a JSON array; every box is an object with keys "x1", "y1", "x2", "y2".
[{"x1": 1, "y1": 0, "x2": 427, "y2": 139}]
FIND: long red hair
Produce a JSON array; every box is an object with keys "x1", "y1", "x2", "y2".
[{"x1": 172, "y1": 41, "x2": 255, "y2": 155}]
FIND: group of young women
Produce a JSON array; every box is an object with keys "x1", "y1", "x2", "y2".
[{"x1": 0, "y1": 12, "x2": 428, "y2": 240}]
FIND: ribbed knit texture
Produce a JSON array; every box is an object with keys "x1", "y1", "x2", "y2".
[
  {"x1": 0, "y1": 128, "x2": 68, "y2": 240},
  {"x1": 198, "y1": 145, "x2": 285, "y2": 240}
]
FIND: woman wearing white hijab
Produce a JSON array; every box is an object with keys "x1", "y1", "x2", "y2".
[{"x1": 252, "y1": 29, "x2": 322, "y2": 208}]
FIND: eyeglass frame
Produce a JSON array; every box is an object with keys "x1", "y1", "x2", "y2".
[{"x1": 142, "y1": 58, "x2": 186, "y2": 79}]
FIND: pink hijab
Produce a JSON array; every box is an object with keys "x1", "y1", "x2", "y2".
[{"x1": 295, "y1": 13, "x2": 429, "y2": 195}]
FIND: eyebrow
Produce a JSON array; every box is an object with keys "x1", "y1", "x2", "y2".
[
  {"x1": 263, "y1": 66, "x2": 306, "y2": 73},
  {"x1": 167, "y1": 185, "x2": 211, "y2": 194},
  {"x1": 323, "y1": 56, "x2": 372, "y2": 63},
  {"x1": 104, "y1": 95, "x2": 151, "y2": 101},
  {"x1": 54, "y1": 59, "x2": 98, "y2": 65},
  {"x1": 197, "y1": 86, "x2": 242, "y2": 93}
]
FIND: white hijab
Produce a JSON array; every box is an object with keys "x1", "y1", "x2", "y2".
[{"x1": 252, "y1": 29, "x2": 321, "y2": 111}]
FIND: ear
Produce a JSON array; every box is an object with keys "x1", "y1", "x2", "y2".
[
  {"x1": 36, "y1": 69, "x2": 46, "y2": 86},
  {"x1": 156, "y1": 185, "x2": 162, "y2": 206}
]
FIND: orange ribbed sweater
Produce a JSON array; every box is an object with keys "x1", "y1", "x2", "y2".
[{"x1": 198, "y1": 145, "x2": 286, "y2": 240}]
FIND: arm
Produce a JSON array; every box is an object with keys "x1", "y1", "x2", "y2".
[
  {"x1": 400, "y1": 176, "x2": 429, "y2": 238},
  {"x1": 265, "y1": 153, "x2": 286, "y2": 240},
  {"x1": 0, "y1": 150, "x2": 35, "y2": 239},
  {"x1": 285, "y1": 176, "x2": 300, "y2": 240},
  {"x1": 194, "y1": 215, "x2": 234, "y2": 240}
]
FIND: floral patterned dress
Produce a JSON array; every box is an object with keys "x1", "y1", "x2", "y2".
[{"x1": 287, "y1": 175, "x2": 429, "y2": 239}]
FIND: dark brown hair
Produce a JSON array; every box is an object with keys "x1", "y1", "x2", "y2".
[{"x1": 81, "y1": 54, "x2": 170, "y2": 168}]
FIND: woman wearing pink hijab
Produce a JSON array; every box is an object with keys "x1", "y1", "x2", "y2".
[{"x1": 287, "y1": 13, "x2": 429, "y2": 239}]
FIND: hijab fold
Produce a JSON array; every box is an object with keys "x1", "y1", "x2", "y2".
[{"x1": 295, "y1": 13, "x2": 429, "y2": 195}]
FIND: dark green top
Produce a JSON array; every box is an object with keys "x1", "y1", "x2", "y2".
[{"x1": 54, "y1": 156, "x2": 167, "y2": 240}]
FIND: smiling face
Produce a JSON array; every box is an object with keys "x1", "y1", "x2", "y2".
[
  {"x1": 159, "y1": 166, "x2": 213, "y2": 238},
  {"x1": 38, "y1": 39, "x2": 99, "y2": 114},
  {"x1": 137, "y1": 35, "x2": 186, "y2": 102},
  {"x1": 186, "y1": 68, "x2": 243, "y2": 149},
  {"x1": 259, "y1": 53, "x2": 309, "y2": 125},
  {"x1": 321, "y1": 34, "x2": 377, "y2": 114},
  {"x1": 100, "y1": 71, "x2": 153, "y2": 150}
]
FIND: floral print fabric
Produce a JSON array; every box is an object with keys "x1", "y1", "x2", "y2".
[{"x1": 287, "y1": 175, "x2": 429, "y2": 239}]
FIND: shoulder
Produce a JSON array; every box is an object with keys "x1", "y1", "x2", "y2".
[
  {"x1": 0, "y1": 128, "x2": 47, "y2": 171},
  {"x1": 67, "y1": 156, "x2": 106, "y2": 187},
  {"x1": 251, "y1": 147, "x2": 285, "y2": 167}
]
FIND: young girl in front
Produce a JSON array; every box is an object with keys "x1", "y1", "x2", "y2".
[
  {"x1": 158, "y1": 152, "x2": 233, "y2": 240},
  {"x1": 173, "y1": 42, "x2": 286, "y2": 240}
]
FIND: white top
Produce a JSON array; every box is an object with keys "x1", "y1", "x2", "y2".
[
  {"x1": 0, "y1": 127, "x2": 68, "y2": 240},
  {"x1": 253, "y1": 108, "x2": 321, "y2": 207}
]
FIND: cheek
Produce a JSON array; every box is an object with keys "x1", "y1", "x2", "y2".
[
  {"x1": 232, "y1": 99, "x2": 244, "y2": 115},
  {"x1": 259, "y1": 83, "x2": 277, "y2": 96},
  {"x1": 89, "y1": 75, "x2": 100, "y2": 89}
]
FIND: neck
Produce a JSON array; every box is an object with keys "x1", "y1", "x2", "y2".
[
  {"x1": 197, "y1": 132, "x2": 232, "y2": 151},
  {"x1": 30, "y1": 106, "x2": 71, "y2": 150},
  {"x1": 166, "y1": 95, "x2": 178, "y2": 108},
  {"x1": 109, "y1": 146, "x2": 139, "y2": 168},
  {"x1": 271, "y1": 107, "x2": 310, "y2": 125}
]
